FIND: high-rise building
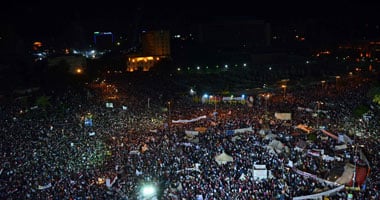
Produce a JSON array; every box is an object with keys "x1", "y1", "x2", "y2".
[
  {"x1": 126, "y1": 30, "x2": 171, "y2": 72},
  {"x1": 141, "y1": 30, "x2": 171, "y2": 57},
  {"x1": 93, "y1": 32, "x2": 114, "y2": 50}
]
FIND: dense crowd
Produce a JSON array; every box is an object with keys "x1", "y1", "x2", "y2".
[{"x1": 1, "y1": 73, "x2": 380, "y2": 200}]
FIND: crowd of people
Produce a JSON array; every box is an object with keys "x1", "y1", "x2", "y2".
[{"x1": 1, "y1": 72, "x2": 380, "y2": 200}]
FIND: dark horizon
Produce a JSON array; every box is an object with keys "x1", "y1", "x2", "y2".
[{"x1": 1, "y1": 1, "x2": 379, "y2": 42}]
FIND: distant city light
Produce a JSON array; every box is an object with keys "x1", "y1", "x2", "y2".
[{"x1": 190, "y1": 89, "x2": 196, "y2": 95}]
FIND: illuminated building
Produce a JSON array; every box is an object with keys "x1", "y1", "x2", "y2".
[
  {"x1": 126, "y1": 30, "x2": 171, "y2": 72},
  {"x1": 126, "y1": 56, "x2": 161, "y2": 72}
]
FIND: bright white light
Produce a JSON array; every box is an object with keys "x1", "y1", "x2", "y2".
[
  {"x1": 190, "y1": 89, "x2": 196, "y2": 95},
  {"x1": 141, "y1": 185, "x2": 156, "y2": 197},
  {"x1": 203, "y1": 94, "x2": 208, "y2": 98}
]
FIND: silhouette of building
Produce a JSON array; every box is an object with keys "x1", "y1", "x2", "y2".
[
  {"x1": 93, "y1": 32, "x2": 114, "y2": 50},
  {"x1": 141, "y1": 30, "x2": 171, "y2": 56}
]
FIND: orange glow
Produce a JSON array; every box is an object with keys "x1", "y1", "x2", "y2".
[
  {"x1": 33, "y1": 41, "x2": 42, "y2": 47},
  {"x1": 135, "y1": 56, "x2": 154, "y2": 62},
  {"x1": 76, "y1": 68, "x2": 82, "y2": 74}
]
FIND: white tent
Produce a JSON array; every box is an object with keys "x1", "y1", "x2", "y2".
[{"x1": 214, "y1": 152, "x2": 234, "y2": 165}]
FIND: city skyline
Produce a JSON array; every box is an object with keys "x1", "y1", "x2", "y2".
[{"x1": 1, "y1": 1, "x2": 380, "y2": 41}]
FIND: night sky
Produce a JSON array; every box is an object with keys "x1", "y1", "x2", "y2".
[{"x1": 1, "y1": 1, "x2": 379, "y2": 45}]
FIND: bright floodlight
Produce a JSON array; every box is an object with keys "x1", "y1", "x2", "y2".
[
  {"x1": 190, "y1": 89, "x2": 195, "y2": 95},
  {"x1": 141, "y1": 185, "x2": 156, "y2": 197}
]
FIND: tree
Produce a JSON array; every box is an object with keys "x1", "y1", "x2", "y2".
[
  {"x1": 35, "y1": 95, "x2": 51, "y2": 111},
  {"x1": 373, "y1": 94, "x2": 380, "y2": 105},
  {"x1": 353, "y1": 105, "x2": 369, "y2": 119}
]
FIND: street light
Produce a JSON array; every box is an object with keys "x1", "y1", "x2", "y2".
[
  {"x1": 335, "y1": 76, "x2": 340, "y2": 88},
  {"x1": 262, "y1": 93, "x2": 271, "y2": 115},
  {"x1": 316, "y1": 101, "x2": 323, "y2": 129},
  {"x1": 321, "y1": 80, "x2": 326, "y2": 90},
  {"x1": 281, "y1": 85, "x2": 287, "y2": 98},
  {"x1": 168, "y1": 101, "x2": 171, "y2": 130}
]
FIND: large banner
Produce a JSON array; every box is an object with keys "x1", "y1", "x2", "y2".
[
  {"x1": 225, "y1": 127, "x2": 253, "y2": 136},
  {"x1": 172, "y1": 115, "x2": 206, "y2": 123},
  {"x1": 296, "y1": 124, "x2": 314, "y2": 133},
  {"x1": 274, "y1": 112, "x2": 292, "y2": 120},
  {"x1": 253, "y1": 169, "x2": 268, "y2": 180},
  {"x1": 234, "y1": 127, "x2": 253, "y2": 133}
]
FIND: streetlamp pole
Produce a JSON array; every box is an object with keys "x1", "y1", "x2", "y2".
[
  {"x1": 321, "y1": 80, "x2": 326, "y2": 90},
  {"x1": 353, "y1": 144, "x2": 357, "y2": 188},
  {"x1": 168, "y1": 101, "x2": 171, "y2": 131},
  {"x1": 336, "y1": 76, "x2": 340, "y2": 89},
  {"x1": 281, "y1": 85, "x2": 287, "y2": 99},
  {"x1": 214, "y1": 96, "x2": 217, "y2": 121},
  {"x1": 264, "y1": 94, "x2": 269, "y2": 114},
  {"x1": 317, "y1": 101, "x2": 320, "y2": 129}
]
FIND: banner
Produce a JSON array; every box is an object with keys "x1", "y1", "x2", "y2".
[
  {"x1": 172, "y1": 115, "x2": 206, "y2": 123},
  {"x1": 293, "y1": 185, "x2": 345, "y2": 200},
  {"x1": 185, "y1": 130, "x2": 199, "y2": 137},
  {"x1": 296, "y1": 124, "x2": 314, "y2": 133},
  {"x1": 335, "y1": 144, "x2": 347, "y2": 151},
  {"x1": 194, "y1": 127, "x2": 207, "y2": 133},
  {"x1": 38, "y1": 183, "x2": 52, "y2": 190},
  {"x1": 234, "y1": 127, "x2": 253, "y2": 133},
  {"x1": 321, "y1": 129, "x2": 339, "y2": 140},
  {"x1": 275, "y1": 112, "x2": 292, "y2": 120},
  {"x1": 225, "y1": 127, "x2": 253, "y2": 136},
  {"x1": 253, "y1": 169, "x2": 268, "y2": 180}
]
